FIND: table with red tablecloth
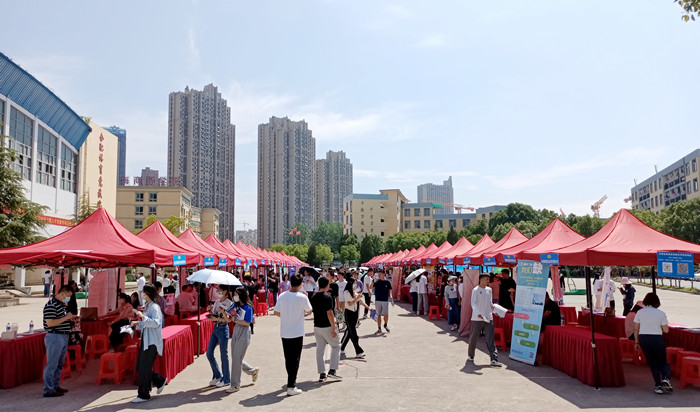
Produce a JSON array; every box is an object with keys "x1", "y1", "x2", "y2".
[
  {"x1": 400, "y1": 285, "x2": 410, "y2": 302},
  {"x1": 0, "y1": 332, "x2": 46, "y2": 389},
  {"x1": 494, "y1": 312, "x2": 514, "y2": 345},
  {"x1": 81, "y1": 317, "x2": 114, "y2": 338},
  {"x1": 559, "y1": 306, "x2": 577, "y2": 324},
  {"x1": 577, "y1": 312, "x2": 626, "y2": 338},
  {"x1": 665, "y1": 326, "x2": 700, "y2": 352},
  {"x1": 542, "y1": 325, "x2": 625, "y2": 387},
  {"x1": 153, "y1": 325, "x2": 194, "y2": 381},
  {"x1": 180, "y1": 312, "x2": 214, "y2": 355}
]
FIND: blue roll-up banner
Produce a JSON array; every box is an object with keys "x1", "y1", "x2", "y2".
[
  {"x1": 173, "y1": 254, "x2": 186, "y2": 266},
  {"x1": 509, "y1": 260, "x2": 550, "y2": 365},
  {"x1": 204, "y1": 256, "x2": 215, "y2": 266},
  {"x1": 218, "y1": 258, "x2": 228, "y2": 267},
  {"x1": 540, "y1": 254, "x2": 559, "y2": 265},
  {"x1": 483, "y1": 257, "x2": 496, "y2": 266}
]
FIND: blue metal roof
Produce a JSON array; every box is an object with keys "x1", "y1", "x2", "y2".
[{"x1": 0, "y1": 52, "x2": 90, "y2": 150}]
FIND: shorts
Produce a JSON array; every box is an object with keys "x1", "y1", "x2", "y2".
[{"x1": 375, "y1": 301, "x2": 389, "y2": 316}]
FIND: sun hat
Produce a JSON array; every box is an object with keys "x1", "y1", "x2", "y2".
[{"x1": 621, "y1": 277, "x2": 631, "y2": 285}]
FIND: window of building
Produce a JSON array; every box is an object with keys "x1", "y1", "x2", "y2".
[
  {"x1": 654, "y1": 181, "x2": 657, "y2": 191},
  {"x1": 134, "y1": 219, "x2": 143, "y2": 230},
  {"x1": 380, "y1": 231, "x2": 384, "y2": 236},
  {"x1": 463, "y1": 218, "x2": 470, "y2": 226},
  {"x1": 59, "y1": 144, "x2": 76, "y2": 193},
  {"x1": 404, "y1": 209, "x2": 410, "y2": 217},
  {"x1": 688, "y1": 182, "x2": 692, "y2": 195},
  {"x1": 404, "y1": 221, "x2": 410, "y2": 229},
  {"x1": 414, "y1": 208, "x2": 420, "y2": 217},
  {"x1": 435, "y1": 220, "x2": 443, "y2": 229},
  {"x1": 8, "y1": 107, "x2": 33, "y2": 180},
  {"x1": 424, "y1": 208, "x2": 431, "y2": 216},
  {"x1": 694, "y1": 178, "x2": 698, "y2": 192},
  {"x1": 35, "y1": 126, "x2": 57, "y2": 187},
  {"x1": 449, "y1": 219, "x2": 457, "y2": 228},
  {"x1": 135, "y1": 206, "x2": 144, "y2": 216},
  {"x1": 414, "y1": 220, "x2": 421, "y2": 229},
  {"x1": 694, "y1": 160, "x2": 698, "y2": 173},
  {"x1": 149, "y1": 193, "x2": 158, "y2": 202},
  {"x1": 424, "y1": 220, "x2": 430, "y2": 229},
  {"x1": 148, "y1": 206, "x2": 157, "y2": 215}
]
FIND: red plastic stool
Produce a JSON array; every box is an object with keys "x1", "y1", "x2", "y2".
[
  {"x1": 85, "y1": 335, "x2": 109, "y2": 360},
  {"x1": 256, "y1": 302, "x2": 268, "y2": 316},
  {"x1": 680, "y1": 356, "x2": 700, "y2": 389},
  {"x1": 115, "y1": 334, "x2": 136, "y2": 353},
  {"x1": 67, "y1": 344, "x2": 86, "y2": 371},
  {"x1": 677, "y1": 351, "x2": 700, "y2": 377},
  {"x1": 493, "y1": 327, "x2": 507, "y2": 351},
  {"x1": 666, "y1": 347, "x2": 685, "y2": 376},
  {"x1": 43, "y1": 352, "x2": 72, "y2": 381},
  {"x1": 123, "y1": 344, "x2": 139, "y2": 375},
  {"x1": 428, "y1": 306, "x2": 441, "y2": 320},
  {"x1": 96, "y1": 352, "x2": 124, "y2": 385}
]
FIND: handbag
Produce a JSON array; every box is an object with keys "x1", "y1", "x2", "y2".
[{"x1": 334, "y1": 309, "x2": 345, "y2": 324}]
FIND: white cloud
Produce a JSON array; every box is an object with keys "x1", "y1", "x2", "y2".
[
  {"x1": 187, "y1": 26, "x2": 201, "y2": 73},
  {"x1": 9, "y1": 54, "x2": 89, "y2": 109},
  {"x1": 417, "y1": 33, "x2": 446, "y2": 48}
]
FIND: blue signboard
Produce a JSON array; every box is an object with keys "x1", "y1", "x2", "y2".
[
  {"x1": 438, "y1": 258, "x2": 445, "y2": 264},
  {"x1": 509, "y1": 260, "x2": 550, "y2": 365},
  {"x1": 173, "y1": 254, "x2": 186, "y2": 266},
  {"x1": 540, "y1": 254, "x2": 559, "y2": 265},
  {"x1": 462, "y1": 257, "x2": 470, "y2": 264},
  {"x1": 218, "y1": 258, "x2": 228, "y2": 267},
  {"x1": 446, "y1": 258, "x2": 454, "y2": 265},
  {"x1": 204, "y1": 256, "x2": 215, "y2": 266},
  {"x1": 503, "y1": 255, "x2": 517, "y2": 264},
  {"x1": 235, "y1": 258, "x2": 241, "y2": 266},
  {"x1": 483, "y1": 257, "x2": 496, "y2": 266},
  {"x1": 657, "y1": 252, "x2": 694, "y2": 279},
  {"x1": 426, "y1": 258, "x2": 432, "y2": 265},
  {"x1": 261, "y1": 259, "x2": 266, "y2": 265}
]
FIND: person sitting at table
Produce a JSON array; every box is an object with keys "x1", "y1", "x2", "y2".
[
  {"x1": 624, "y1": 301, "x2": 644, "y2": 340},
  {"x1": 176, "y1": 284, "x2": 198, "y2": 318},
  {"x1": 206, "y1": 285, "x2": 234, "y2": 388},
  {"x1": 634, "y1": 293, "x2": 673, "y2": 395},
  {"x1": 130, "y1": 292, "x2": 141, "y2": 309},
  {"x1": 154, "y1": 281, "x2": 167, "y2": 315},
  {"x1": 107, "y1": 293, "x2": 136, "y2": 348},
  {"x1": 131, "y1": 284, "x2": 168, "y2": 403},
  {"x1": 498, "y1": 269, "x2": 516, "y2": 311},
  {"x1": 541, "y1": 292, "x2": 561, "y2": 332}
]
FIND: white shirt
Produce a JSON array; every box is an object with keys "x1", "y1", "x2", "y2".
[
  {"x1": 137, "y1": 276, "x2": 146, "y2": 291},
  {"x1": 302, "y1": 276, "x2": 316, "y2": 292},
  {"x1": 343, "y1": 290, "x2": 359, "y2": 312},
  {"x1": 363, "y1": 275, "x2": 373, "y2": 294},
  {"x1": 593, "y1": 279, "x2": 602, "y2": 296},
  {"x1": 634, "y1": 307, "x2": 669, "y2": 335},
  {"x1": 336, "y1": 281, "x2": 348, "y2": 301},
  {"x1": 409, "y1": 279, "x2": 417, "y2": 294},
  {"x1": 275, "y1": 291, "x2": 312, "y2": 339},
  {"x1": 471, "y1": 285, "x2": 494, "y2": 322},
  {"x1": 457, "y1": 281, "x2": 464, "y2": 299},
  {"x1": 43, "y1": 272, "x2": 52, "y2": 284},
  {"x1": 162, "y1": 277, "x2": 171, "y2": 288},
  {"x1": 418, "y1": 276, "x2": 428, "y2": 294}
]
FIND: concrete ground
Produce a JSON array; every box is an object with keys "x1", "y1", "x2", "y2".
[{"x1": 1, "y1": 279, "x2": 699, "y2": 412}]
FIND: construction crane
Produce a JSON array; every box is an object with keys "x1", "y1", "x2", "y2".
[
  {"x1": 559, "y1": 208, "x2": 566, "y2": 219},
  {"x1": 591, "y1": 195, "x2": 607, "y2": 218},
  {"x1": 623, "y1": 196, "x2": 632, "y2": 203},
  {"x1": 441, "y1": 203, "x2": 475, "y2": 214}
]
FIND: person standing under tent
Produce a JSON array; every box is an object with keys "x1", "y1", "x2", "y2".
[
  {"x1": 43, "y1": 270, "x2": 52, "y2": 297},
  {"x1": 206, "y1": 286, "x2": 233, "y2": 388},
  {"x1": 42, "y1": 285, "x2": 75, "y2": 397},
  {"x1": 224, "y1": 287, "x2": 260, "y2": 393},
  {"x1": 444, "y1": 276, "x2": 460, "y2": 331},
  {"x1": 274, "y1": 274, "x2": 312, "y2": 396},
  {"x1": 311, "y1": 277, "x2": 342, "y2": 382},
  {"x1": 634, "y1": 293, "x2": 673, "y2": 395},
  {"x1": 619, "y1": 277, "x2": 636, "y2": 316},
  {"x1": 467, "y1": 274, "x2": 500, "y2": 367},
  {"x1": 131, "y1": 284, "x2": 168, "y2": 403},
  {"x1": 268, "y1": 272, "x2": 279, "y2": 306},
  {"x1": 498, "y1": 268, "x2": 516, "y2": 311},
  {"x1": 362, "y1": 269, "x2": 374, "y2": 319},
  {"x1": 136, "y1": 273, "x2": 146, "y2": 305},
  {"x1": 416, "y1": 272, "x2": 429, "y2": 316}
]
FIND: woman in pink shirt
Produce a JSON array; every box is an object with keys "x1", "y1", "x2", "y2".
[{"x1": 107, "y1": 293, "x2": 136, "y2": 348}]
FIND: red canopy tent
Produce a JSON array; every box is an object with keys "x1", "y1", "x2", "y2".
[
  {"x1": 454, "y1": 235, "x2": 495, "y2": 265},
  {"x1": 136, "y1": 221, "x2": 203, "y2": 266},
  {"x1": 547, "y1": 209, "x2": 700, "y2": 266},
  {"x1": 408, "y1": 244, "x2": 436, "y2": 266},
  {"x1": 466, "y1": 228, "x2": 528, "y2": 265},
  {"x1": 435, "y1": 237, "x2": 474, "y2": 264},
  {"x1": 419, "y1": 241, "x2": 453, "y2": 265},
  {"x1": 0, "y1": 208, "x2": 180, "y2": 268},
  {"x1": 178, "y1": 229, "x2": 229, "y2": 264},
  {"x1": 491, "y1": 218, "x2": 585, "y2": 265},
  {"x1": 400, "y1": 246, "x2": 425, "y2": 266},
  {"x1": 204, "y1": 235, "x2": 244, "y2": 266}
]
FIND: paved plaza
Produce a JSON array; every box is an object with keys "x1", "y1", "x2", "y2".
[{"x1": 1, "y1": 279, "x2": 699, "y2": 412}]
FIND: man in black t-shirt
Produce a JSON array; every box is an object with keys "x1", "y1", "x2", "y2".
[
  {"x1": 542, "y1": 292, "x2": 561, "y2": 331},
  {"x1": 498, "y1": 268, "x2": 517, "y2": 311},
  {"x1": 311, "y1": 277, "x2": 342, "y2": 382},
  {"x1": 373, "y1": 270, "x2": 393, "y2": 334}
]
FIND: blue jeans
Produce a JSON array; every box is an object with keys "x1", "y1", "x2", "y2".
[
  {"x1": 44, "y1": 333, "x2": 68, "y2": 394},
  {"x1": 43, "y1": 283, "x2": 50, "y2": 297},
  {"x1": 447, "y1": 298, "x2": 460, "y2": 326},
  {"x1": 206, "y1": 323, "x2": 230, "y2": 384}
]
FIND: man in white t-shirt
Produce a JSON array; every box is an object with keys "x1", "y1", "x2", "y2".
[
  {"x1": 362, "y1": 269, "x2": 374, "y2": 318},
  {"x1": 335, "y1": 276, "x2": 348, "y2": 312},
  {"x1": 274, "y1": 274, "x2": 312, "y2": 396},
  {"x1": 468, "y1": 274, "x2": 500, "y2": 366},
  {"x1": 43, "y1": 270, "x2": 52, "y2": 297},
  {"x1": 416, "y1": 272, "x2": 429, "y2": 316}
]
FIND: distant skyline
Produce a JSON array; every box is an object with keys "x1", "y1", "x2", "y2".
[{"x1": 3, "y1": 1, "x2": 699, "y2": 231}]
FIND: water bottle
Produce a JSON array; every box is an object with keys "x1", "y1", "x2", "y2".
[
  {"x1": 29, "y1": 321, "x2": 34, "y2": 333},
  {"x1": 560, "y1": 313, "x2": 566, "y2": 326},
  {"x1": 5, "y1": 323, "x2": 9, "y2": 332}
]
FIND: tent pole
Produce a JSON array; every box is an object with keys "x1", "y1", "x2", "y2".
[
  {"x1": 196, "y1": 283, "x2": 201, "y2": 359},
  {"x1": 651, "y1": 266, "x2": 657, "y2": 295},
  {"x1": 116, "y1": 268, "x2": 121, "y2": 308},
  {"x1": 585, "y1": 266, "x2": 601, "y2": 390}
]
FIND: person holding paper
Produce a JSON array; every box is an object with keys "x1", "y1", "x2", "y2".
[
  {"x1": 467, "y1": 274, "x2": 500, "y2": 367},
  {"x1": 224, "y1": 287, "x2": 259, "y2": 393},
  {"x1": 498, "y1": 269, "x2": 516, "y2": 311},
  {"x1": 444, "y1": 276, "x2": 460, "y2": 331}
]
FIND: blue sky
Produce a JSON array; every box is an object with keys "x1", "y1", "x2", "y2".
[{"x1": 3, "y1": 1, "x2": 699, "y2": 230}]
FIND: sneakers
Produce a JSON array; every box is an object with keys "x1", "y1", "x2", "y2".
[
  {"x1": 451, "y1": 325, "x2": 457, "y2": 331},
  {"x1": 467, "y1": 356, "x2": 474, "y2": 362},
  {"x1": 340, "y1": 351, "x2": 346, "y2": 359},
  {"x1": 287, "y1": 387, "x2": 303, "y2": 396},
  {"x1": 209, "y1": 378, "x2": 221, "y2": 386},
  {"x1": 490, "y1": 360, "x2": 502, "y2": 367},
  {"x1": 375, "y1": 328, "x2": 382, "y2": 334},
  {"x1": 319, "y1": 373, "x2": 327, "y2": 382},
  {"x1": 661, "y1": 379, "x2": 674, "y2": 393},
  {"x1": 654, "y1": 386, "x2": 664, "y2": 395},
  {"x1": 252, "y1": 367, "x2": 260, "y2": 383},
  {"x1": 384, "y1": 324, "x2": 390, "y2": 333},
  {"x1": 226, "y1": 386, "x2": 240, "y2": 393},
  {"x1": 54, "y1": 386, "x2": 69, "y2": 394},
  {"x1": 43, "y1": 391, "x2": 63, "y2": 398},
  {"x1": 131, "y1": 397, "x2": 149, "y2": 403},
  {"x1": 157, "y1": 377, "x2": 168, "y2": 394},
  {"x1": 216, "y1": 380, "x2": 226, "y2": 388},
  {"x1": 356, "y1": 352, "x2": 366, "y2": 359},
  {"x1": 327, "y1": 370, "x2": 343, "y2": 381}
]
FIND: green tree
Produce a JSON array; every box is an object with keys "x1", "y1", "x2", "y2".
[
  {"x1": 310, "y1": 222, "x2": 343, "y2": 253},
  {"x1": 488, "y1": 203, "x2": 538, "y2": 233},
  {"x1": 461, "y1": 218, "x2": 488, "y2": 238},
  {"x1": 425, "y1": 230, "x2": 447, "y2": 247},
  {"x1": 339, "y1": 244, "x2": 360, "y2": 265},
  {"x1": 492, "y1": 222, "x2": 515, "y2": 242},
  {"x1": 144, "y1": 214, "x2": 158, "y2": 228},
  {"x1": 573, "y1": 215, "x2": 606, "y2": 237},
  {"x1": 537, "y1": 208, "x2": 559, "y2": 231},
  {"x1": 315, "y1": 243, "x2": 335, "y2": 265},
  {"x1": 269, "y1": 244, "x2": 287, "y2": 252},
  {"x1": 306, "y1": 243, "x2": 318, "y2": 267},
  {"x1": 340, "y1": 233, "x2": 360, "y2": 249},
  {"x1": 285, "y1": 222, "x2": 310, "y2": 245},
  {"x1": 676, "y1": 0, "x2": 700, "y2": 21},
  {"x1": 360, "y1": 234, "x2": 385, "y2": 264},
  {"x1": 286, "y1": 243, "x2": 309, "y2": 263},
  {"x1": 446, "y1": 226, "x2": 460, "y2": 244},
  {"x1": 0, "y1": 146, "x2": 47, "y2": 248},
  {"x1": 75, "y1": 193, "x2": 98, "y2": 223},
  {"x1": 515, "y1": 220, "x2": 539, "y2": 238},
  {"x1": 662, "y1": 198, "x2": 700, "y2": 243},
  {"x1": 628, "y1": 208, "x2": 665, "y2": 231},
  {"x1": 467, "y1": 234, "x2": 483, "y2": 245}
]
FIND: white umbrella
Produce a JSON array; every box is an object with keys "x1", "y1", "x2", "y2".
[
  {"x1": 405, "y1": 268, "x2": 426, "y2": 284},
  {"x1": 187, "y1": 269, "x2": 242, "y2": 286}
]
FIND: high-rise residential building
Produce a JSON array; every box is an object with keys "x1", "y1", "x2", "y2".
[
  {"x1": 417, "y1": 176, "x2": 454, "y2": 213},
  {"x1": 105, "y1": 126, "x2": 127, "y2": 186},
  {"x1": 139, "y1": 167, "x2": 160, "y2": 187},
  {"x1": 167, "y1": 84, "x2": 236, "y2": 240},
  {"x1": 631, "y1": 148, "x2": 700, "y2": 213},
  {"x1": 258, "y1": 116, "x2": 315, "y2": 248},
  {"x1": 315, "y1": 150, "x2": 353, "y2": 225}
]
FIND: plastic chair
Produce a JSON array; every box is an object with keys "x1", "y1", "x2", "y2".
[
  {"x1": 677, "y1": 351, "x2": 700, "y2": 377},
  {"x1": 493, "y1": 327, "x2": 507, "y2": 351},
  {"x1": 680, "y1": 356, "x2": 700, "y2": 389},
  {"x1": 428, "y1": 306, "x2": 441, "y2": 320},
  {"x1": 256, "y1": 302, "x2": 268, "y2": 316},
  {"x1": 123, "y1": 344, "x2": 139, "y2": 375},
  {"x1": 85, "y1": 335, "x2": 109, "y2": 360},
  {"x1": 67, "y1": 344, "x2": 86, "y2": 371},
  {"x1": 666, "y1": 347, "x2": 685, "y2": 377},
  {"x1": 164, "y1": 294, "x2": 175, "y2": 316},
  {"x1": 115, "y1": 334, "x2": 135, "y2": 352},
  {"x1": 43, "y1": 352, "x2": 72, "y2": 381},
  {"x1": 96, "y1": 352, "x2": 124, "y2": 385}
]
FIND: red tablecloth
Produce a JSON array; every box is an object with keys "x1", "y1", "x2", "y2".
[
  {"x1": 542, "y1": 325, "x2": 625, "y2": 387},
  {"x1": 153, "y1": 325, "x2": 194, "y2": 381},
  {"x1": 494, "y1": 312, "x2": 514, "y2": 345},
  {"x1": 577, "y1": 312, "x2": 626, "y2": 338},
  {"x1": 0, "y1": 332, "x2": 46, "y2": 389},
  {"x1": 559, "y1": 306, "x2": 577, "y2": 324},
  {"x1": 400, "y1": 285, "x2": 410, "y2": 302},
  {"x1": 180, "y1": 312, "x2": 214, "y2": 355},
  {"x1": 81, "y1": 318, "x2": 111, "y2": 338},
  {"x1": 665, "y1": 327, "x2": 700, "y2": 352}
]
